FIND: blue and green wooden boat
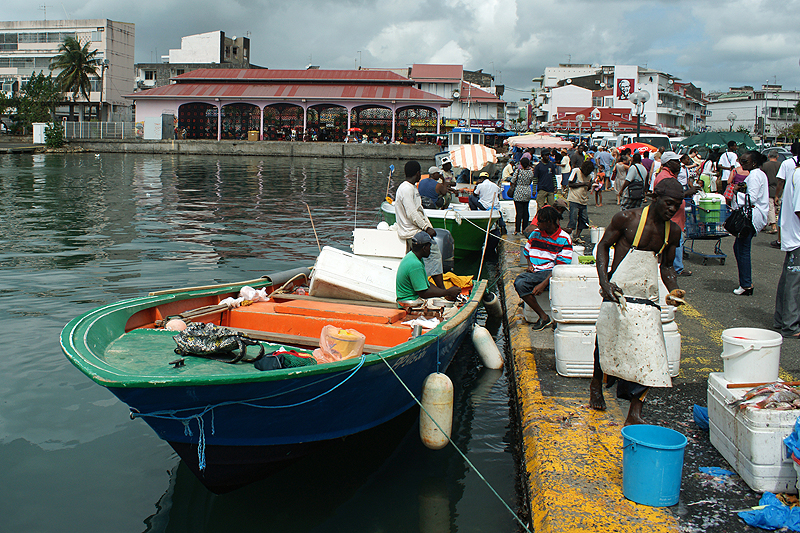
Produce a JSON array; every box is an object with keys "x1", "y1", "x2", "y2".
[
  {"x1": 61, "y1": 267, "x2": 486, "y2": 492},
  {"x1": 380, "y1": 201, "x2": 499, "y2": 259}
]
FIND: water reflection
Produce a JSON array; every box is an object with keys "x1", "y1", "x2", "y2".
[
  {"x1": 142, "y1": 331, "x2": 518, "y2": 533},
  {"x1": 0, "y1": 152, "x2": 517, "y2": 532}
]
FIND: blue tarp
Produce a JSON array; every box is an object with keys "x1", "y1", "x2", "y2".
[{"x1": 739, "y1": 492, "x2": 800, "y2": 531}]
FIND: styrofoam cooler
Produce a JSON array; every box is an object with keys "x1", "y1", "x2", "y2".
[
  {"x1": 309, "y1": 246, "x2": 397, "y2": 303},
  {"x1": 554, "y1": 321, "x2": 680, "y2": 378},
  {"x1": 707, "y1": 372, "x2": 799, "y2": 493},
  {"x1": 549, "y1": 265, "x2": 603, "y2": 323},
  {"x1": 549, "y1": 265, "x2": 675, "y2": 323}
]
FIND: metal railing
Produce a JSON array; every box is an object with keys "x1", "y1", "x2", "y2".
[{"x1": 64, "y1": 122, "x2": 137, "y2": 140}]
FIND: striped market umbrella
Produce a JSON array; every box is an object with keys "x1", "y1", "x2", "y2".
[{"x1": 449, "y1": 144, "x2": 498, "y2": 171}]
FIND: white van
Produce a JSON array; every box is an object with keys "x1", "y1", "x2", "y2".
[{"x1": 590, "y1": 132, "x2": 615, "y2": 147}]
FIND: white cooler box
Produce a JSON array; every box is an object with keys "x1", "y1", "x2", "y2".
[
  {"x1": 554, "y1": 321, "x2": 681, "y2": 378},
  {"x1": 549, "y1": 264, "x2": 675, "y2": 323},
  {"x1": 309, "y1": 246, "x2": 397, "y2": 303},
  {"x1": 351, "y1": 228, "x2": 406, "y2": 270},
  {"x1": 708, "y1": 372, "x2": 799, "y2": 493}
]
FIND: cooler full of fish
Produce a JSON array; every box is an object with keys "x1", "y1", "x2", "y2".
[{"x1": 707, "y1": 372, "x2": 800, "y2": 493}]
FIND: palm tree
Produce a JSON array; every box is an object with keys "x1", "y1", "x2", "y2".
[{"x1": 49, "y1": 37, "x2": 99, "y2": 121}]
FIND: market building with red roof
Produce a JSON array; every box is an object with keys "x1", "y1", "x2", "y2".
[{"x1": 127, "y1": 68, "x2": 454, "y2": 142}]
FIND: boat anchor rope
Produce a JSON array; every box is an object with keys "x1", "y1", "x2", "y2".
[{"x1": 129, "y1": 353, "x2": 367, "y2": 471}]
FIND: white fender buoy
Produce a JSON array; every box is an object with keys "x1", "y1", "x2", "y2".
[
  {"x1": 482, "y1": 291, "x2": 503, "y2": 317},
  {"x1": 472, "y1": 324, "x2": 504, "y2": 369},
  {"x1": 420, "y1": 373, "x2": 453, "y2": 450}
]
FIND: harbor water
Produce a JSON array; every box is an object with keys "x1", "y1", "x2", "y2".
[{"x1": 0, "y1": 152, "x2": 522, "y2": 532}]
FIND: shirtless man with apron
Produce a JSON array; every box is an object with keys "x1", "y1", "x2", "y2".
[{"x1": 590, "y1": 177, "x2": 687, "y2": 426}]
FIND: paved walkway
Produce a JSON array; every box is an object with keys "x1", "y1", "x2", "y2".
[{"x1": 500, "y1": 195, "x2": 794, "y2": 531}]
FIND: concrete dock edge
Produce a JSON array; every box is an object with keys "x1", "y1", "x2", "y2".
[{"x1": 501, "y1": 238, "x2": 680, "y2": 532}]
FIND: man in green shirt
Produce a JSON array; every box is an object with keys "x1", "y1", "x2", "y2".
[{"x1": 396, "y1": 231, "x2": 462, "y2": 303}]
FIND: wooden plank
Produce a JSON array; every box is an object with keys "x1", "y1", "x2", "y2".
[
  {"x1": 270, "y1": 293, "x2": 399, "y2": 309},
  {"x1": 231, "y1": 327, "x2": 388, "y2": 354}
]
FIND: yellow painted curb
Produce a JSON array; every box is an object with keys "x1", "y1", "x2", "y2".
[{"x1": 503, "y1": 266, "x2": 679, "y2": 532}]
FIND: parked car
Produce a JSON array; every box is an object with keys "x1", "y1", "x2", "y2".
[{"x1": 761, "y1": 147, "x2": 792, "y2": 163}]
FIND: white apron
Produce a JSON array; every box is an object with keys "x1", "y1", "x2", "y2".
[{"x1": 596, "y1": 206, "x2": 672, "y2": 388}]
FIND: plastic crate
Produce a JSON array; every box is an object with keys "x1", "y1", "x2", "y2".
[{"x1": 686, "y1": 201, "x2": 730, "y2": 239}]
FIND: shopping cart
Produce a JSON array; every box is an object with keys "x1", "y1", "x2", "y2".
[{"x1": 684, "y1": 199, "x2": 731, "y2": 265}]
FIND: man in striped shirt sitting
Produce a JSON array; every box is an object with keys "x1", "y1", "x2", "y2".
[{"x1": 514, "y1": 206, "x2": 573, "y2": 331}]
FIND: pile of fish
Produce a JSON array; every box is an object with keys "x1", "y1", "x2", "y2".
[{"x1": 729, "y1": 383, "x2": 800, "y2": 410}]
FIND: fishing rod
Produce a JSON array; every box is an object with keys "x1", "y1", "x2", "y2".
[
  {"x1": 304, "y1": 201, "x2": 321, "y2": 252},
  {"x1": 385, "y1": 164, "x2": 395, "y2": 202}
]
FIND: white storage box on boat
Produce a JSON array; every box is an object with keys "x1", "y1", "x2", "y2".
[
  {"x1": 309, "y1": 246, "x2": 397, "y2": 303},
  {"x1": 351, "y1": 228, "x2": 406, "y2": 259},
  {"x1": 553, "y1": 322, "x2": 680, "y2": 378},
  {"x1": 707, "y1": 372, "x2": 798, "y2": 493}
]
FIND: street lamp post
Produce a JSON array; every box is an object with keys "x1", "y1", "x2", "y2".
[
  {"x1": 727, "y1": 112, "x2": 737, "y2": 132},
  {"x1": 629, "y1": 90, "x2": 650, "y2": 142},
  {"x1": 576, "y1": 113, "x2": 585, "y2": 143}
]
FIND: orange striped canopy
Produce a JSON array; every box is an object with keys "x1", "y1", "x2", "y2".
[{"x1": 448, "y1": 144, "x2": 498, "y2": 171}]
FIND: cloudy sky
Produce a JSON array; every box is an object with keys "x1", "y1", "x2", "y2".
[{"x1": 6, "y1": 0, "x2": 800, "y2": 99}]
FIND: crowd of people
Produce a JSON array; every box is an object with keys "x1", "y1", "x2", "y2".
[
  {"x1": 388, "y1": 133, "x2": 800, "y2": 426},
  {"x1": 503, "y1": 138, "x2": 800, "y2": 425}
]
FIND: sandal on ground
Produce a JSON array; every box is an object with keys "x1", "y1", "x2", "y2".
[{"x1": 531, "y1": 316, "x2": 552, "y2": 331}]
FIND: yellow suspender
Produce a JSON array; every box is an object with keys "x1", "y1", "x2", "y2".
[
  {"x1": 632, "y1": 205, "x2": 670, "y2": 254},
  {"x1": 632, "y1": 205, "x2": 649, "y2": 248}
]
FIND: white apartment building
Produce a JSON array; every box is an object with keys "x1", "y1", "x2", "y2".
[
  {"x1": 535, "y1": 64, "x2": 706, "y2": 135},
  {"x1": 705, "y1": 85, "x2": 799, "y2": 141},
  {"x1": 134, "y1": 30, "x2": 252, "y2": 91},
  {"x1": 0, "y1": 19, "x2": 135, "y2": 121}
]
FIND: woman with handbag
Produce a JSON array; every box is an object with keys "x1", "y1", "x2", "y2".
[
  {"x1": 728, "y1": 151, "x2": 770, "y2": 296},
  {"x1": 510, "y1": 157, "x2": 535, "y2": 235}
]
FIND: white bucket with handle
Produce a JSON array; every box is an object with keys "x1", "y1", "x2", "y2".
[{"x1": 720, "y1": 328, "x2": 783, "y2": 383}]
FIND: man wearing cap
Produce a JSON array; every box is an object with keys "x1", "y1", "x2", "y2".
[
  {"x1": 419, "y1": 166, "x2": 454, "y2": 209},
  {"x1": 396, "y1": 231, "x2": 462, "y2": 303},
  {"x1": 514, "y1": 206, "x2": 573, "y2": 331},
  {"x1": 652, "y1": 151, "x2": 698, "y2": 276},
  {"x1": 395, "y1": 161, "x2": 447, "y2": 289},
  {"x1": 439, "y1": 157, "x2": 455, "y2": 182},
  {"x1": 590, "y1": 177, "x2": 686, "y2": 425},
  {"x1": 469, "y1": 171, "x2": 506, "y2": 233}
]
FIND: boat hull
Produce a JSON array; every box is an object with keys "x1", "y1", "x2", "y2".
[
  {"x1": 380, "y1": 201, "x2": 497, "y2": 259},
  {"x1": 61, "y1": 276, "x2": 486, "y2": 491}
]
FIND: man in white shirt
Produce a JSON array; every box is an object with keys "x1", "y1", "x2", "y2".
[
  {"x1": 470, "y1": 171, "x2": 501, "y2": 210},
  {"x1": 394, "y1": 160, "x2": 446, "y2": 288},
  {"x1": 718, "y1": 141, "x2": 739, "y2": 189},
  {"x1": 774, "y1": 142, "x2": 800, "y2": 338},
  {"x1": 469, "y1": 171, "x2": 507, "y2": 234}
]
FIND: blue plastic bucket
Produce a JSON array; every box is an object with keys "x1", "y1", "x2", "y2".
[{"x1": 621, "y1": 425, "x2": 687, "y2": 506}]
